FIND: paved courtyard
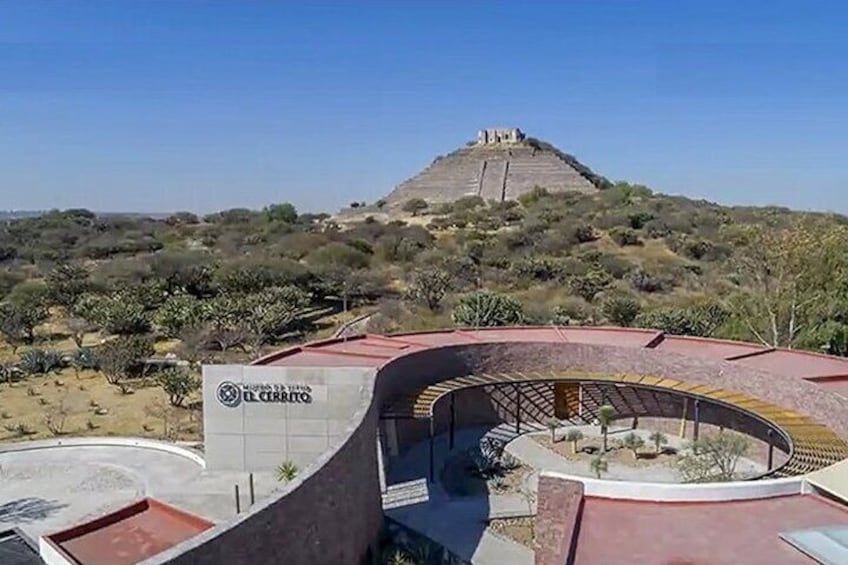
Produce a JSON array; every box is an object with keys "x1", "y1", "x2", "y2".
[
  {"x1": 384, "y1": 423, "x2": 768, "y2": 565},
  {"x1": 0, "y1": 443, "x2": 278, "y2": 540}
]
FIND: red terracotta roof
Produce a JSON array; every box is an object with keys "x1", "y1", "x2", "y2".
[
  {"x1": 253, "y1": 327, "x2": 848, "y2": 381},
  {"x1": 43, "y1": 498, "x2": 213, "y2": 565},
  {"x1": 572, "y1": 494, "x2": 848, "y2": 565}
]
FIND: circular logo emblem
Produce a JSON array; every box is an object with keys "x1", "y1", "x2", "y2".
[{"x1": 217, "y1": 381, "x2": 242, "y2": 408}]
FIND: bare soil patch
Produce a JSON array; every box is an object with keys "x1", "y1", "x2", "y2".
[
  {"x1": 487, "y1": 516, "x2": 535, "y2": 548},
  {"x1": 532, "y1": 432, "x2": 678, "y2": 469},
  {"x1": 0, "y1": 368, "x2": 201, "y2": 443}
]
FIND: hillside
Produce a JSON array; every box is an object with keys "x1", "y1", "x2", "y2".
[
  {"x1": 1, "y1": 184, "x2": 847, "y2": 356},
  {"x1": 2, "y1": 184, "x2": 848, "y2": 441}
]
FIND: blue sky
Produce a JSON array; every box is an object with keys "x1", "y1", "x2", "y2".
[{"x1": 1, "y1": 1, "x2": 847, "y2": 214}]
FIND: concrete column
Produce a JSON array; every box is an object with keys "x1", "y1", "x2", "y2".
[
  {"x1": 376, "y1": 433, "x2": 387, "y2": 494},
  {"x1": 578, "y1": 383, "x2": 583, "y2": 420},
  {"x1": 693, "y1": 399, "x2": 701, "y2": 441},
  {"x1": 514, "y1": 384, "x2": 522, "y2": 434},
  {"x1": 385, "y1": 419, "x2": 399, "y2": 457},
  {"x1": 428, "y1": 416, "x2": 435, "y2": 483},
  {"x1": 449, "y1": 393, "x2": 456, "y2": 450},
  {"x1": 767, "y1": 429, "x2": 775, "y2": 471},
  {"x1": 679, "y1": 397, "x2": 689, "y2": 438}
]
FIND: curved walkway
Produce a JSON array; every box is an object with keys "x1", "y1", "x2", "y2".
[{"x1": 384, "y1": 426, "x2": 536, "y2": 565}]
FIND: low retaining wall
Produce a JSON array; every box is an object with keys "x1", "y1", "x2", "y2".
[
  {"x1": 0, "y1": 437, "x2": 206, "y2": 468},
  {"x1": 539, "y1": 470, "x2": 807, "y2": 502}
]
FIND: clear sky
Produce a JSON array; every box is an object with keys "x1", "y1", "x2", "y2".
[{"x1": 1, "y1": 1, "x2": 847, "y2": 214}]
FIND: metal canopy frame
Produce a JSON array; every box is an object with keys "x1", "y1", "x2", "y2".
[{"x1": 382, "y1": 371, "x2": 848, "y2": 482}]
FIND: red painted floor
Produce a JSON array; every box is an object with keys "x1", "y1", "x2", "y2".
[
  {"x1": 573, "y1": 494, "x2": 848, "y2": 565},
  {"x1": 46, "y1": 499, "x2": 213, "y2": 565}
]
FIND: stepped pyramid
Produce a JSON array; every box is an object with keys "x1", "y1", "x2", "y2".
[{"x1": 383, "y1": 128, "x2": 609, "y2": 208}]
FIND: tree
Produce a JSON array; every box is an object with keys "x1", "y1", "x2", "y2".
[
  {"x1": 95, "y1": 335, "x2": 154, "y2": 385},
  {"x1": 312, "y1": 267, "x2": 384, "y2": 313},
  {"x1": 155, "y1": 295, "x2": 209, "y2": 338},
  {"x1": 621, "y1": 432, "x2": 645, "y2": 460},
  {"x1": 401, "y1": 198, "x2": 429, "y2": 216},
  {"x1": 406, "y1": 268, "x2": 453, "y2": 312},
  {"x1": 264, "y1": 202, "x2": 298, "y2": 224},
  {"x1": 676, "y1": 433, "x2": 749, "y2": 483},
  {"x1": 208, "y1": 286, "x2": 309, "y2": 351},
  {"x1": 649, "y1": 430, "x2": 668, "y2": 454},
  {"x1": 730, "y1": 222, "x2": 848, "y2": 348},
  {"x1": 156, "y1": 368, "x2": 201, "y2": 407},
  {"x1": 0, "y1": 295, "x2": 50, "y2": 351},
  {"x1": 452, "y1": 291, "x2": 524, "y2": 327},
  {"x1": 601, "y1": 294, "x2": 641, "y2": 327},
  {"x1": 590, "y1": 455, "x2": 608, "y2": 479},
  {"x1": 77, "y1": 292, "x2": 151, "y2": 335},
  {"x1": 148, "y1": 251, "x2": 216, "y2": 298},
  {"x1": 565, "y1": 429, "x2": 584, "y2": 454},
  {"x1": 546, "y1": 418, "x2": 560, "y2": 443},
  {"x1": 46, "y1": 263, "x2": 90, "y2": 311},
  {"x1": 277, "y1": 460, "x2": 298, "y2": 482},
  {"x1": 597, "y1": 404, "x2": 615, "y2": 452}
]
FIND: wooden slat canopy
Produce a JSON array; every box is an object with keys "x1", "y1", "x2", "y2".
[{"x1": 384, "y1": 371, "x2": 848, "y2": 478}]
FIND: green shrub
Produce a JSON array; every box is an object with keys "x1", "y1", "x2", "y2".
[
  {"x1": 627, "y1": 270, "x2": 674, "y2": 293},
  {"x1": 600, "y1": 294, "x2": 642, "y2": 327},
  {"x1": 452, "y1": 291, "x2": 523, "y2": 327},
  {"x1": 572, "y1": 224, "x2": 598, "y2": 243},
  {"x1": 156, "y1": 368, "x2": 201, "y2": 407},
  {"x1": 609, "y1": 227, "x2": 642, "y2": 247},
  {"x1": 568, "y1": 270, "x2": 613, "y2": 302}
]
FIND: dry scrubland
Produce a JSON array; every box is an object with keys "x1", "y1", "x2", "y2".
[{"x1": 3, "y1": 184, "x2": 848, "y2": 443}]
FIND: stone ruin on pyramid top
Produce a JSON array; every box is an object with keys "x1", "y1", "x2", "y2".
[{"x1": 382, "y1": 127, "x2": 611, "y2": 209}]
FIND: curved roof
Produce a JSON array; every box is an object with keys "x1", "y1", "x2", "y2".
[{"x1": 254, "y1": 326, "x2": 848, "y2": 379}]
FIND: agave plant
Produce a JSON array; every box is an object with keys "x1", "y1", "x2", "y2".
[
  {"x1": 19, "y1": 349, "x2": 67, "y2": 376},
  {"x1": 276, "y1": 460, "x2": 298, "y2": 482}
]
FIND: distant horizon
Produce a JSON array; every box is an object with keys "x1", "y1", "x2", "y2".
[{"x1": 3, "y1": 1, "x2": 848, "y2": 214}]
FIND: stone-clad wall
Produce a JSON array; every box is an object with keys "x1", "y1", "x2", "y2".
[{"x1": 534, "y1": 476, "x2": 584, "y2": 565}]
